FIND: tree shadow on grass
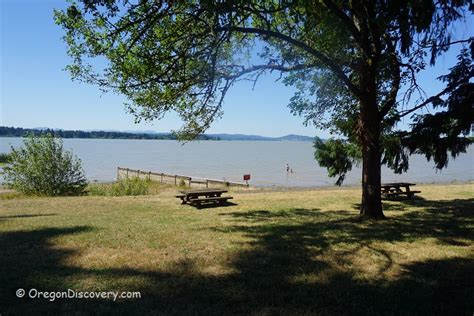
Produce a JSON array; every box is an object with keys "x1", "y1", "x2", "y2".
[
  {"x1": 218, "y1": 208, "x2": 344, "y2": 220},
  {"x1": 208, "y1": 200, "x2": 474, "y2": 314},
  {"x1": 343, "y1": 198, "x2": 474, "y2": 246},
  {"x1": 0, "y1": 213, "x2": 57, "y2": 220},
  {"x1": 0, "y1": 226, "x2": 93, "y2": 313},
  {"x1": 1, "y1": 199, "x2": 473, "y2": 314},
  {"x1": 378, "y1": 196, "x2": 474, "y2": 214}
]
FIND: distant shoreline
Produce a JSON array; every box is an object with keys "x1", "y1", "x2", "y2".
[
  {"x1": 243, "y1": 180, "x2": 474, "y2": 192},
  {"x1": 0, "y1": 136, "x2": 313, "y2": 142},
  {"x1": 0, "y1": 126, "x2": 315, "y2": 142},
  {"x1": 0, "y1": 127, "x2": 215, "y2": 141}
]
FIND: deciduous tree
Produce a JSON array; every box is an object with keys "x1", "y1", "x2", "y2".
[
  {"x1": 55, "y1": 0, "x2": 473, "y2": 218},
  {"x1": 3, "y1": 134, "x2": 88, "y2": 196}
]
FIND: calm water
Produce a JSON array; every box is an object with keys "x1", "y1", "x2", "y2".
[{"x1": 1, "y1": 137, "x2": 473, "y2": 187}]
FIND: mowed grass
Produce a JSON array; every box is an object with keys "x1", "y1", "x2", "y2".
[{"x1": 0, "y1": 183, "x2": 473, "y2": 315}]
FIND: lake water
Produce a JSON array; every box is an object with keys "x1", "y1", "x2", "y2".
[{"x1": 1, "y1": 137, "x2": 473, "y2": 187}]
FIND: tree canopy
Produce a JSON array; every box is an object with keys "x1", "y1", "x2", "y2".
[{"x1": 56, "y1": 0, "x2": 473, "y2": 218}]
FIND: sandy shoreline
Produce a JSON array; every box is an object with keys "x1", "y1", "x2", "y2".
[{"x1": 2, "y1": 180, "x2": 472, "y2": 195}]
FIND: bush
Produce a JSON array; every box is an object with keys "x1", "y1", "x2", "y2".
[
  {"x1": 110, "y1": 177, "x2": 149, "y2": 196},
  {"x1": 2, "y1": 134, "x2": 88, "y2": 196},
  {"x1": 0, "y1": 153, "x2": 11, "y2": 164},
  {"x1": 88, "y1": 177, "x2": 150, "y2": 196},
  {"x1": 86, "y1": 182, "x2": 110, "y2": 196}
]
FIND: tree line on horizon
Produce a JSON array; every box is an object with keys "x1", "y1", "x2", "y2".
[{"x1": 0, "y1": 126, "x2": 218, "y2": 141}]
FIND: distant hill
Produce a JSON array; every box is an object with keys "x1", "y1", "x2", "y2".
[
  {"x1": 1, "y1": 126, "x2": 315, "y2": 142},
  {"x1": 207, "y1": 133, "x2": 273, "y2": 141},
  {"x1": 274, "y1": 134, "x2": 314, "y2": 141},
  {"x1": 209, "y1": 133, "x2": 314, "y2": 141},
  {"x1": 122, "y1": 129, "x2": 160, "y2": 134}
]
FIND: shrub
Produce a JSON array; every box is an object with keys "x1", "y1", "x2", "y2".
[
  {"x1": 86, "y1": 182, "x2": 110, "y2": 196},
  {"x1": 2, "y1": 134, "x2": 88, "y2": 196},
  {"x1": 0, "y1": 153, "x2": 11, "y2": 164},
  {"x1": 110, "y1": 177, "x2": 149, "y2": 196},
  {"x1": 88, "y1": 177, "x2": 150, "y2": 196}
]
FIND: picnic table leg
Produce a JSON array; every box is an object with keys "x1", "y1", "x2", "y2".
[
  {"x1": 185, "y1": 196, "x2": 193, "y2": 204},
  {"x1": 405, "y1": 185, "x2": 414, "y2": 198}
]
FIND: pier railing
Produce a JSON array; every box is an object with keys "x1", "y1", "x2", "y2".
[{"x1": 117, "y1": 167, "x2": 249, "y2": 189}]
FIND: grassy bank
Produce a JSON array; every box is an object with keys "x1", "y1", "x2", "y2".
[{"x1": 0, "y1": 183, "x2": 473, "y2": 314}]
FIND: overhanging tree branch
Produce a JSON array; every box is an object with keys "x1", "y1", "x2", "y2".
[
  {"x1": 417, "y1": 37, "x2": 473, "y2": 49},
  {"x1": 398, "y1": 69, "x2": 473, "y2": 118},
  {"x1": 215, "y1": 25, "x2": 361, "y2": 99},
  {"x1": 223, "y1": 63, "x2": 316, "y2": 80}
]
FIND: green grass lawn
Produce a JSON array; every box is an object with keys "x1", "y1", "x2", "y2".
[{"x1": 1, "y1": 183, "x2": 473, "y2": 314}]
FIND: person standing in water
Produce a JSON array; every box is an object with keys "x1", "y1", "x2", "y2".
[{"x1": 286, "y1": 163, "x2": 290, "y2": 173}]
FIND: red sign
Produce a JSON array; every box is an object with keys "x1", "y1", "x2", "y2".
[{"x1": 243, "y1": 174, "x2": 251, "y2": 181}]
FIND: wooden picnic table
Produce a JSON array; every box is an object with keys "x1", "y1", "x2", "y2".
[
  {"x1": 176, "y1": 188, "x2": 233, "y2": 206},
  {"x1": 381, "y1": 182, "x2": 421, "y2": 198}
]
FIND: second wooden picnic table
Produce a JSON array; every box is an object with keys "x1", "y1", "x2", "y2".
[
  {"x1": 381, "y1": 182, "x2": 421, "y2": 198},
  {"x1": 176, "y1": 188, "x2": 233, "y2": 206}
]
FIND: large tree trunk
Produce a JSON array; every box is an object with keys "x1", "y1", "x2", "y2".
[{"x1": 359, "y1": 98, "x2": 385, "y2": 219}]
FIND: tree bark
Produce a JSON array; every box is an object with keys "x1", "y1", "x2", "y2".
[{"x1": 359, "y1": 99, "x2": 385, "y2": 219}]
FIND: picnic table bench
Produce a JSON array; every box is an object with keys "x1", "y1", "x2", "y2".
[
  {"x1": 381, "y1": 182, "x2": 421, "y2": 199},
  {"x1": 176, "y1": 189, "x2": 233, "y2": 207}
]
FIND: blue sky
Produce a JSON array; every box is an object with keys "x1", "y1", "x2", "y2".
[{"x1": 1, "y1": 0, "x2": 472, "y2": 137}]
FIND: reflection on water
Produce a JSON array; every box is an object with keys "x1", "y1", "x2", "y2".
[{"x1": 1, "y1": 137, "x2": 473, "y2": 187}]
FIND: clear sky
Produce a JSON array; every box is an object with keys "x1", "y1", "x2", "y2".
[{"x1": 1, "y1": 0, "x2": 472, "y2": 137}]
